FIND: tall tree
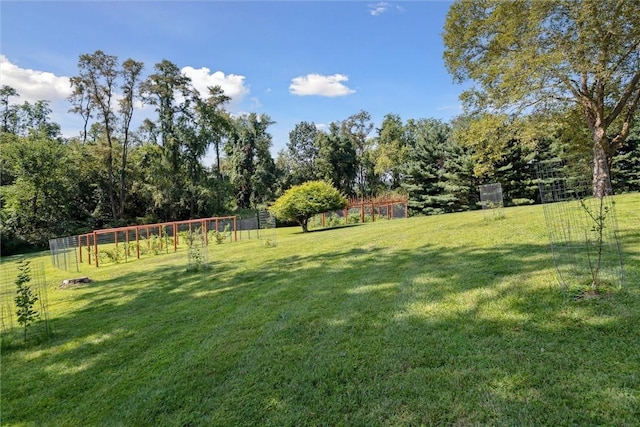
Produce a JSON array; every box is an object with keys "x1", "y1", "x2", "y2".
[
  {"x1": 443, "y1": 0, "x2": 640, "y2": 197},
  {"x1": 225, "y1": 113, "x2": 276, "y2": 209},
  {"x1": 196, "y1": 85, "x2": 231, "y2": 178},
  {"x1": 118, "y1": 59, "x2": 144, "y2": 217},
  {"x1": 316, "y1": 122, "x2": 357, "y2": 196},
  {"x1": 72, "y1": 50, "x2": 119, "y2": 219},
  {"x1": 342, "y1": 110, "x2": 374, "y2": 197},
  {"x1": 1, "y1": 85, "x2": 20, "y2": 134},
  {"x1": 68, "y1": 77, "x2": 93, "y2": 143},
  {"x1": 285, "y1": 121, "x2": 321, "y2": 186},
  {"x1": 140, "y1": 59, "x2": 193, "y2": 220},
  {"x1": 373, "y1": 113, "x2": 411, "y2": 190},
  {"x1": 402, "y1": 118, "x2": 460, "y2": 215}
]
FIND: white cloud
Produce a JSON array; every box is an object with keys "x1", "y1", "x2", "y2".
[
  {"x1": 289, "y1": 74, "x2": 356, "y2": 97},
  {"x1": 0, "y1": 55, "x2": 72, "y2": 103},
  {"x1": 368, "y1": 2, "x2": 403, "y2": 16},
  {"x1": 181, "y1": 66, "x2": 249, "y2": 108},
  {"x1": 369, "y1": 2, "x2": 389, "y2": 16}
]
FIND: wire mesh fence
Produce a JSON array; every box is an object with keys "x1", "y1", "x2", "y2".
[
  {"x1": 536, "y1": 158, "x2": 625, "y2": 292},
  {"x1": 258, "y1": 210, "x2": 277, "y2": 247},
  {"x1": 48, "y1": 213, "x2": 285, "y2": 269},
  {"x1": 479, "y1": 183, "x2": 504, "y2": 220},
  {"x1": 49, "y1": 236, "x2": 80, "y2": 272},
  {"x1": 309, "y1": 198, "x2": 409, "y2": 229},
  {"x1": 1, "y1": 260, "x2": 51, "y2": 341}
]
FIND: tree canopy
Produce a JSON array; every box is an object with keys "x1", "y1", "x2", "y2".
[
  {"x1": 443, "y1": 0, "x2": 640, "y2": 197},
  {"x1": 269, "y1": 181, "x2": 348, "y2": 232}
]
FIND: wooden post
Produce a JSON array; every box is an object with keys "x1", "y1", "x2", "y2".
[
  {"x1": 78, "y1": 235, "x2": 83, "y2": 263},
  {"x1": 173, "y1": 224, "x2": 178, "y2": 252},
  {"x1": 114, "y1": 230, "x2": 118, "y2": 248},
  {"x1": 233, "y1": 216, "x2": 238, "y2": 242},
  {"x1": 125, "y1": 229, "x2": 130, "y2": 261},
  {"x1": 322, "y1": 212, "x2": 326, "y2": 227},
  {"x1": 203, "y1": 220, "x2": 207, "y2": 246},
  {"x1": 136, "y1": 227, "x2": 140, "y2": 259},
  {"x1": 94, "y1": 232, "x2": 99, "y2": 267},
  {"x1": 87, "y1": 235, "x2": 91, "y2": 266}
]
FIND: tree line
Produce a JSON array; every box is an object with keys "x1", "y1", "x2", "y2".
[{"x1": 1, "y1": 49, "x2": 639, "y2": 255}]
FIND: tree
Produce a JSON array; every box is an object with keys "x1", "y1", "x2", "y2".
[
  {"x1": 611, "y1": 115, "x2": 640, "y2": 192},
  {"x1": 443, "y1": 0, "x2": 640, "y2": 198},
  {"x1": 72, "y1": 51, "x2": 119, "y2": 219},
  {"x1": 402, "y1": 118, "x2": 463, "y2": 215},
  {"x1": 1, "y1": 85, "x2": 20, "y2": 133},
  {"x1": 269, "y1": 181, "x2": 348, "y2": 232},
  {"x1": 1, "y1": 132, "x2": 76, "y2": 246},
  {"x1": 225, "y1": 113, "x2": 276, "y2": 209},
  {"x1": 372, "y1": 113, "x2": 411, "y2": 190},
  {"x1": 118, "y1": 58, "x2": 144, "y2": 217},
  {"x1": 342, "y1": 110, "x2": 374, "y2": 197},
  {"x1": 140, "y1": 59, "x2": 194, "y2": 220},
  {"x1": 316, "y1": 122, "x2": 357, "y2": 195},
  {"x1": 14, "y1": 258, "x2": 38, "y2": 343},
  {"x1": 285, "y1": 121, "x2": 321, "y2": 185}
]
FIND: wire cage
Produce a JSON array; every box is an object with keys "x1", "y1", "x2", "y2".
[
  {"x1": 1, "y1": 260, "x2": 50, "y2": 339},
  {"x1": 536, "y1": 157, "x2": 625, "y2": 292},
  {"x1": 257, "y1": 210, "x2": 277, "y2": 247},
  {"x1": 479, "y1": 183, "x2": 504, "y2": 219},
  {"x1": 49, "y1": 236, "x2": 80, "y2": 272}
]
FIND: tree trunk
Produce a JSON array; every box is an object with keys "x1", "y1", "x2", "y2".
[
  {"x1": 299, "y1": 217, "x2": 309, "y2": 232},
  {"x1": 592, "y1": 131, "x2": 613, "y2": 199}
]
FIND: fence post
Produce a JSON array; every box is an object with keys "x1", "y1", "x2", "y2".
[
  {"x1": 87, "y1": 235, "x2": 91, "y2": 266},
  {"x1": 234, "y1": 216, "x2": 238, "y2": 242},
  {"x1": 136, "y1": 227, "x2": 140, "y2": 259},
  {"x1": 173, "y1": 224, "x2": 178, "y2": 252},
  {"x1": 94, "y1": 231, "x2": 99, "y2": 268},
  {"x1": 203, "y1": 220, "x2": 208, "y2": 246}
]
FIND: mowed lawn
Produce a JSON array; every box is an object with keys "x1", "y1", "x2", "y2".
[{"x1": 2, "y1": 193, "x2": 639, "y2": 426}]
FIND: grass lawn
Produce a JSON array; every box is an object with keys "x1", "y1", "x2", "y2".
[{"x1": 1, "y1": 193, "x2": 639, "y2": 426}]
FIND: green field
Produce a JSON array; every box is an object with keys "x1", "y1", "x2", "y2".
[{"x1": 2, "y1": 193, "x2": 639, "y2": 426}]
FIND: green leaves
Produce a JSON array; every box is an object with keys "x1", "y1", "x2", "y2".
[
  {"x1": 269, "y1": 181, "x2": 348, "y2": 232},
  {"x1": 14, "y1": 258, "x2": 38, "y2": 342}
]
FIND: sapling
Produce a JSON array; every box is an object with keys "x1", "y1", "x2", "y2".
[
  {"x1": 14, "y1": 258, "x2": 39, "y2": 342},
  {"x1": 580, "y1": 196, "x2": 609, "y2": 292}
]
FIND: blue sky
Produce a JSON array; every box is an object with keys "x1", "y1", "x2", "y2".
[{"x1": 1, "y1": 0, "x2": 463, "y2": 156}]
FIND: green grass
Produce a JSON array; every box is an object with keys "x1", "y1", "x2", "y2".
[{"x1": 2, "y1": 193, "x2": 639, "y2": 426}]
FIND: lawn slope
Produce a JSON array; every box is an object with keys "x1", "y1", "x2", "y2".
[{"x1": 2, "y1": 193, "x2": 639, "y2": 426}]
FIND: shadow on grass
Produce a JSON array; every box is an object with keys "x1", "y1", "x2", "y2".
[{"x1": 2, "y1": 236, "x2": 640, "y2": 425}]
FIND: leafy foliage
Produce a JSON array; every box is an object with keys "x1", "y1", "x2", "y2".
[
  {"x1": 269, "y1": 181, "x2": 348, "y2": 232},
  {"x1": 443, "y1": 0, "x2": 640, "y2": 197},
  {"x1": 14, "y1": 258, "x2": 38, "y2": 342}
]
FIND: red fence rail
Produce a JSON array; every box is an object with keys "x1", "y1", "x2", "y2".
[{"x1": 77, "y1": 216, "x2": 237, "y2": 267}]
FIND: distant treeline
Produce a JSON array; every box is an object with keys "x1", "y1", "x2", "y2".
[{"x1": 1, "y1": 52, "x2": 639, "y2": 255}]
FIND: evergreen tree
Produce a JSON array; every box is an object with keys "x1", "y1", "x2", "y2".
[
  {"x1": 611, "y1": 119, "x2": 640, "y2": 193},
  {"x1": 402, "y1": 118, "x2": 459, "y2": 215}
]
